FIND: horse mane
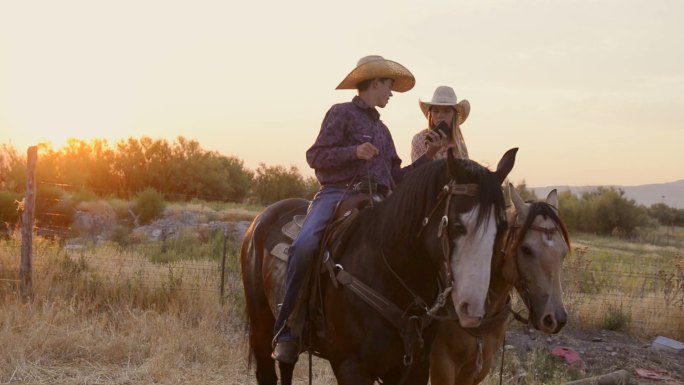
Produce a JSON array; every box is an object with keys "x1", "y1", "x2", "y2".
[
  {"x1": 516, "y1": 202, "x2": 571, "y2": 250},
  {"x1": 354, "y1": 158, "x2": 507, "y2": 251}
]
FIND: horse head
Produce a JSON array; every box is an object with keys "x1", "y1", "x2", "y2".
[
  {"x1": 503, "y1": 184, "x2": 569, "y2": 333},
  {"x1": 419, "y1": 148, "x2": 517, "y2": 328}
]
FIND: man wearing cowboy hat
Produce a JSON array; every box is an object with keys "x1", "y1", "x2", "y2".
[
  {"x1": 411, "y1": 85, "x2": 471, "y2": 162},
  {"x1": 272, "y1": 55, "x2": 445, "y2": 364}
]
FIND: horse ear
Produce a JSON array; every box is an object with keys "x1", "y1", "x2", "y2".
[
  {"x1": 509, "y1": 182, "x2": 529, "y2": 221},
  {"x1": 546, "y1": 189, "x2": 559, "y2": 210},
  {"x1": 494, "y1": 148, "x2": 518, "y2": 184},
  {"x1": 446, "y1": 148, "x2": 467, "y2": 182}
]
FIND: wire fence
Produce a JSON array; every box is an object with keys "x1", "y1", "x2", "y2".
[
  {"x1": 3, "y1": 179, "x2": 684, "y2": 341},
  {"x1": 5, "y1": 230, "x2": 681, "y2": 340}
]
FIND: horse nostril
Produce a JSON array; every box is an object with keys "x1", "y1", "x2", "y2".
[
  {"x1": 458, "y1": 302, "x2": 483, "y2": 320},
  {"x1": 543, "y1": 314, "x2": 556, "y2": 329},
  {"x1": 458, "y1": 302, "x2": 470, "y2": 316},
  {"x1": 557, "y1": 313, "x2": 568, "y2": 328}
]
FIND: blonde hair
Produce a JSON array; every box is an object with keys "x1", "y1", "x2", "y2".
[{"x1": 426, "y1": 109, "x2": 469, "y2": 159}]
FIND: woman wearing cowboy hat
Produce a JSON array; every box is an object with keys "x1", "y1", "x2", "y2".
[
  {"x1": 411, "y1": 85, "x2": 471, "y2": 162},
  {"x1": 272, "y1": 55, "x2": 444, "y2": 364}
]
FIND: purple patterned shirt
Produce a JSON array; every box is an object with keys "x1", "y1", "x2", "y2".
[{"x1": 307, "y1": 96, "x2": 430, "y2": 191}]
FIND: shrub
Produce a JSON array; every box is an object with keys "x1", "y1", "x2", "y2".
[
  {"x1": 602, "y1": 303, "x2": 631, "y2": 331},
  {"x1": 73, "y1": 200, "x2": 117, "y2": 241},
  {"x1": 71, "y1": 188, "x2": 98, "y2": 203},
  {"x1": 558, "y1": 187, "x2": 654, "y2": 236},
  {"x1": 514, "y1": 180, "x2": 538, "y2": 201},
  {"x1": 34, "y1": 186, "x2": 74, "y2": 233},
  {"x1": 252, "y1": 164, "x2": 316, "y2": 205},
  {"x1": 35, "y1": 185, "x2": 63, "y2": 215},
  {"x1": 110, "y1": 224, "x2": 133, "y2": 246},
  {"x1": 0, "y1": 190, "x2": 21, "y2": 233},
  {"x1": 133, "y1": 188, "x2": 166, "y2": 225}
]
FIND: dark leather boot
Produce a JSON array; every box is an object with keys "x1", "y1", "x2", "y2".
[{"x1": 271, "y1": 337, "x2": 300, "y2": 364}]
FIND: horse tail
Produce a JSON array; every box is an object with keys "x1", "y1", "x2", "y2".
[{"x1": 239, "y1": 217, "x2": 258, "y2": 369}]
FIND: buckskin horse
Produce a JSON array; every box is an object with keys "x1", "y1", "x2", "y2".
[
  {"x1": 240, "y1": 149, "x2": 517, "y2": 385},
  {"x1": 429, "y1": 185, "x2": 570, "y2": 385}
]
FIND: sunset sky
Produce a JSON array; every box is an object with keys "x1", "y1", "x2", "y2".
[{"x1": 1, "y1": 0, "x2": 682, "y2": 187}]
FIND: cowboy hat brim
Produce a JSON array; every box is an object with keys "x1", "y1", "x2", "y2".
[
  {"x1": 419, "y1": 99, "x2": 470, "y2": 124},
  {"x1": 336, "y1": 59, "x2": 415, "y2": 93}
]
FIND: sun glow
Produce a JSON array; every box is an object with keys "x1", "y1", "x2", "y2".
[{"x1": 1, "y1": 1, "x2": 683, "y2": 186}]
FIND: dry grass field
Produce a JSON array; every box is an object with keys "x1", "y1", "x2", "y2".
[
  {"x1": 1, "y1": 216, "x2": 682, "y2": 384},
  {"x1": 0, "y1": 237, "x2": 339, "y2": 384}
]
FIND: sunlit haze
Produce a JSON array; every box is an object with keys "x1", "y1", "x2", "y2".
[{"x1": 1, "y1": 0, "x2": 682, "y2": 187}]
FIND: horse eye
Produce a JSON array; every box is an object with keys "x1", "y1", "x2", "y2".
[
  {"x1": 520, "y1": 245, "x2": 533, "y2": 256},
  {"x1": 450, "y1": 222, "x2": 466, "y2": 235}
]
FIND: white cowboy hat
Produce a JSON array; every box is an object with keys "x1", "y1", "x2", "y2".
[
  {"x1": 419, "y1": 86, "x2": 470, "y2": 124},
  {"x1": 336, "y1": 55, "x2": 415, "y2": 92}
]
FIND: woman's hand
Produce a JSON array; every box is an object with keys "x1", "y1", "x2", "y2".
[{"x1": 424, "y1": 130, "x2": 451, "y2": 159}]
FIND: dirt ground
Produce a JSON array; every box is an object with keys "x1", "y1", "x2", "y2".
[{"x1": 504, "y1": 327, "x2": 684, "y2": 385}]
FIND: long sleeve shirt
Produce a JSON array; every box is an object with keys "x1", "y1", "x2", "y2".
[
  {"x1": 307, "y1": 96, "x2": 430, "y2": 191},
  {"x1": 410, "y1": 126, "x2": 470, "y2": 163}
]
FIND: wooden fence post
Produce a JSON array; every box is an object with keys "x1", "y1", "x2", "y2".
[
  {"x1": 220, "y1": 225, "x2": 228, "y2": 303},
  {"x1": 20, "y1": 146, "x2": 37, "y2": 300}
]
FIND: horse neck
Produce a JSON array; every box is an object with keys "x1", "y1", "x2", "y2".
[
  {"x1": 357, "y1": 188, "x2": 426, "y2": 255},
  {"x1": 344, "y1": 199, "x2": 438, "y2": 301}
]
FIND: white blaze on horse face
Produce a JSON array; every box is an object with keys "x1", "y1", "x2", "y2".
[{"x1": 449, "y1": 205, "x2": 497, "y2": 328}]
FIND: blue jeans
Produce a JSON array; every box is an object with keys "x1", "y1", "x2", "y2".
[{"x1": 273, "y1": 186, "x2": 348, "y2": 340}]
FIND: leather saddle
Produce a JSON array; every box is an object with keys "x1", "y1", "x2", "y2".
[
  {"x1": 270, "y1": 192, "x2": 374, "y2": 263},
  {"x1": 270, "y1": 191, "x2": 379, "y2": 348}
]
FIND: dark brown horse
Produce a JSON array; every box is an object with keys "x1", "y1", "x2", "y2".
[
  {"x1": 240, "y1": 149, "x2": 517, "y2": 385},
  {"x1": 430, "y1": 185, "x2": 570, "y2": 385}
]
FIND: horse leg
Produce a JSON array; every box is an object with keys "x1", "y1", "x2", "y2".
[
  {"x1": 429, "y1": 336, "x2": 458, "y2": 385},
  {"x1": 277, "y1": 361, "x2": 296, "y2": 385},
  {"x1": 330, "y1": 358, "x2": 375, "y2": 385},
  {"x1": 379, "y1": 362, "x2": 430, "y2": 385},
  {"x1": 252, "y1": 331, "x2": 278, "y2": 385},
  {"x1": 248, "y1": 307, "x2": 279, "y2": 385}
]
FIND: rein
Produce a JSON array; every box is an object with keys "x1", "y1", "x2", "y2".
[{"x1": 330, "y1": 179, "x2": 478, "y2": 370}]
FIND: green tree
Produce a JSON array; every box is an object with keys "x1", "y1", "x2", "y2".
[
  {"x1": 252, "y1": 164, "x2": 313, "y2": 205},
  {"x1": 558, "y1": 187, "x2": 654, "y2": 236},
  {"x1": 208, "y1": 155, "x2": 253, "y2": 202},
  {"x1": 113, "y1": 137, "x2": 149, "y2": 196},
  {"x1": 0, "y1": 144, "x2": 25, "y2": 192},
  {"x1": 648, "y1": 203, "x2": 678, "y2": 226},
  {"x1": 504, "y1": 179, "x2": 538, "y2": 202},
  {"x1": 146, "y1": 138, "x2": 174, "y2": 195},
  {"x1": 557, "y1": 190, "x2": 583, "y2": 231},
  {"x1": 85, "y1": 139, "x2": 116, "y2": 194},
  {"x1": 0, "y1": 190, "x2": 21, "y2": 233}
]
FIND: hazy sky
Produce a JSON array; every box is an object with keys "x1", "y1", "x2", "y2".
[{"x1": 1, "y1": 0, "x2": 682, "y2": 187}]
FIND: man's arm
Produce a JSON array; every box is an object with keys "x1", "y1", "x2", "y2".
[{"x1": 306, "y1": 106, "x2": 359, "y2": 170}]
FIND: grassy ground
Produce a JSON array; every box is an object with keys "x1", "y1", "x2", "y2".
[
  {"x1": 0, "y1": 237, "x2": 336, "y2": 384},
  {"x1": 1, "y1": 220, "x2": 682, "y2": 384},
  {"x1": 564, "y1": 233, "x2": 684, "y2": 340}
]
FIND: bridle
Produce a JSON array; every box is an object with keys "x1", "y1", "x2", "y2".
[
  {"x1": 330, "y1": 179, "x2": 482, "y2": 371},
  {"x1": 416, "y1": 180, "x2": 479, "y2": 299},
  {"x1": 503, "y1": 206, "x2": 564, "y2": 324}
]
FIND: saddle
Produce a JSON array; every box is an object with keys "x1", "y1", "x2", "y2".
[
  {"x1": 270, "y1": 191, "x2": 379, "y2": 348},
  {"x1": 270, "y1": 192, "x2": 374, "y2": 262}
]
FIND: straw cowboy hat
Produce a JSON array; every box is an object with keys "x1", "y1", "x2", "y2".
[
  {"x1": 336, "y1": 55, "x2": 415, "y2": 92},
  {"x1": 419, "y1": 86, "x2": 470, "y2": 124}
]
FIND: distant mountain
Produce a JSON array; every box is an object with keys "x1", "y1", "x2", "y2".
[{"x1": 531, "y1": 180, "x2": 684, "y2": 208}]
